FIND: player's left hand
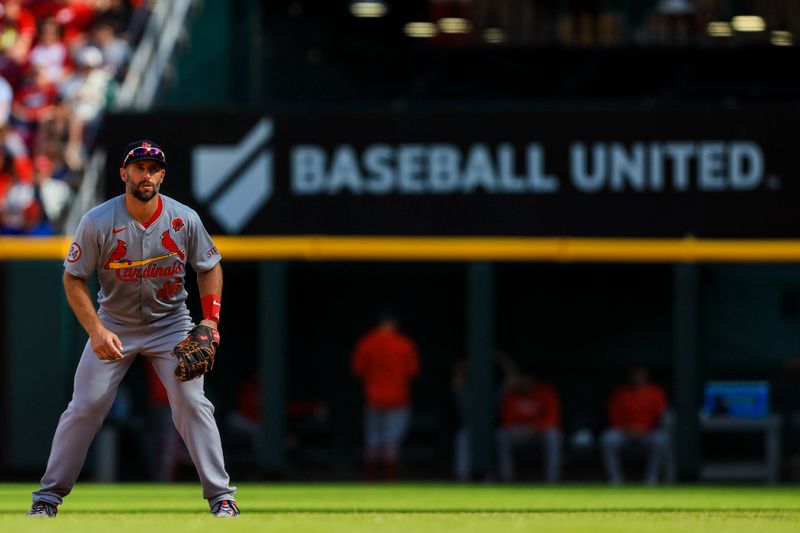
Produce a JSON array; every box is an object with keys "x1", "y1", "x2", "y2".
[
  {"x1": 199, "y1": 319, "x2": 218, "y2": 330},
  {"x1": 172, "y1": 324, "x2": 220, "y2": 382}
]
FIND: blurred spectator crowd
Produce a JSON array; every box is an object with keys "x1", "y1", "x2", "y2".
[{"x1": 0, "y1": 0, "x2": 147, "y2": 235}]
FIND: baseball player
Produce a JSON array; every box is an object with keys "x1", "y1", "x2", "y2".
[
  {"x1": 351, "y1": 313, "x2": 419, "y2": 482},
  {"x1": 26, "y1": 140, "x2": 239, "y2": 518}
]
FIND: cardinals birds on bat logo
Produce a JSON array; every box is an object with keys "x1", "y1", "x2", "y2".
[
  {"x1": 104, "y1": 233, "x2": 186, "y2": 271},
  {"x1": 105, "y1": 239, "x2": 128, "y2": 269},
  {"x1": 161, "y1": 230, "x2": 185, "y2": 261}
]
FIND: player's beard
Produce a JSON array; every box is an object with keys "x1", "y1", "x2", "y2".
[{"x1": 130, "y1": 179, "x2": 160, "y2": 202}]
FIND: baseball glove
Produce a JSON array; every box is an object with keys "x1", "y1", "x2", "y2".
[{"x1": 172, "y1": 324, "x2": 220, "y2": 382}]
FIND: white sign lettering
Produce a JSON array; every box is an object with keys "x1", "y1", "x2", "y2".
[{"x1": 287, "y1": 140, "x2": 768, "y2": 196}]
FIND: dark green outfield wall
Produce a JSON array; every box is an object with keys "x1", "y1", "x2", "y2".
[
  {"x1": 3, "y1": 262, "x2": 85, "y2": 471},
  {"x1": 3, "y1": 260, "x2": 799, "y2": 477}
]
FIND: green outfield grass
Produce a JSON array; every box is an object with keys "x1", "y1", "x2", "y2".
[{"x1": 0, "y1": 483, "x2": 798, "y2": 532}]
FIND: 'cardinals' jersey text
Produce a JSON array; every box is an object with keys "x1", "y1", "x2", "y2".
[{"x1": 65, "y1": 194, "x2": 221, "y2": 325}]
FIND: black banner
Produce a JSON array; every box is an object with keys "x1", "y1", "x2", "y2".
[{"x1": 101, "y1": 108, "x2": 799, "y2": 237}]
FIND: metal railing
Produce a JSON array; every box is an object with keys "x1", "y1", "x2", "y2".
[
  {"x1": 114, "y1": 0, "x2": 197, "y2": 110},
  {"x1": 65, "y1": 150, "x2": 106, "y2": 233}
]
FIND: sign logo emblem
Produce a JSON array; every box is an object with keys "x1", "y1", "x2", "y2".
[{"x1": 191, "y1": 118, "x2": 274, "y2": 233}]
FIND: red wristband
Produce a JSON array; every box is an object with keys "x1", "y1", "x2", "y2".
[{"x1": 201, "y1": 294, "x2": 221, "y2": 323}]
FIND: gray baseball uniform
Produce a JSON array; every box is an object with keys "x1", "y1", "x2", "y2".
[{"x1": 32, "y1": 193, "x2": 235, "y2": 506}]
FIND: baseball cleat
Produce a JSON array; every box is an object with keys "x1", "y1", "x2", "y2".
[
  {"x1": 26, "y1": 501, "x2": 57, "y2": 517},
  {"x1": 210, "y1": 499, "x2": 239, "y2": 517}
]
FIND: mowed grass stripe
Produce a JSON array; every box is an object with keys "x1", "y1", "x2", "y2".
[
  {"x1": 0, "y1": 484, "x2": 798, "y2": 533},
  {"x1": 1, "y1": 507, "x2": 799, "y2": 515},
  {"x1": 1, "y1": 483, "x2": 800, "y2": 510}
]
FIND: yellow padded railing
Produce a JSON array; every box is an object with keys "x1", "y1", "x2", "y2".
[{"x1": 2, "y1": 235, "x2": 800, "y2": 262}]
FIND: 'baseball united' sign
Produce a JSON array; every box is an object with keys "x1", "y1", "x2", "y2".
[
  {"x1": 102, "y1": 108, "x2": 795, "y2": 237},
  {"x1": 288, "y1": 141, "x2": 767, "y2": 195}
]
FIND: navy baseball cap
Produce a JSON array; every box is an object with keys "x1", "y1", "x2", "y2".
[{"x1": 122, "y1": 140, "x2": 167, "y2": 168}]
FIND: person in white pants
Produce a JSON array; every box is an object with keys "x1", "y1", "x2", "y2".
[
  {"x1": 495, "y1": 374, "x2": 562, "y2": 483},
  {"x1": 600, "y1": 363, "x2": 669, "y2": 485}
]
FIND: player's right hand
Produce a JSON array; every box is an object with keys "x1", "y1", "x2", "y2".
[{"x1": 90, "y1": 327, "x2": 124, "y2": 360}]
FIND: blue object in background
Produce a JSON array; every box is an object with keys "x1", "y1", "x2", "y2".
[{"x1": 701, "y1": 381, "x2": 770, "y2": 419}]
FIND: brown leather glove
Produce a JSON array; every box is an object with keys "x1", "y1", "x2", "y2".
[{"x1": 172, "y1": 324, "x2": 220, "y2": 382}]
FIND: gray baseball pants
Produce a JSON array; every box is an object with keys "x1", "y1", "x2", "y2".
[
  {"x1": 32, "y1": 317, "x2": 236, "y2": 506},
  {"x1": 600, "y1": 428, "x2": 670, "y2": 484},
  {"x1": 495, "y1": 426, "x2": 562, "y2": 483},
  {"x1": 364, "y1": 406, "x2": 410, "y2": 462}
]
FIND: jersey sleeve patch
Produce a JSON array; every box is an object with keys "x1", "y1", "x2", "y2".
[{"x1": 67, "y1": 242, "x2": 82, "y2": 262}]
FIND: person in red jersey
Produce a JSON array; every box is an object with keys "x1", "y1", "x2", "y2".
[
  {"x1": 351, "y1": 313, "x2": 419, "y2": 482},
  {"x1": 0, "y1": 0, "x2": 37, "y2": 64},
  {"x1": 600, "y1": 361, "x2": 670, "y2": 485},
  {"x1": 495, "y1": 373, "x2": 562, "y2": 483}
]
